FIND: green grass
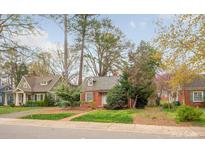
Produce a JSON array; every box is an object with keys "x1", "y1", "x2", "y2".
[
  {"x1": 0, "y1": 106, "x2": 40, "y2": 114},
  {"x1": 71, "y1": 109, "x2": 141, "y2": 124},
  {"x1": 21, "y1": 112, "x2": 75, "y2": 120}
]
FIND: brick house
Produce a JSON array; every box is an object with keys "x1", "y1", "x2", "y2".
[
  {"x1": 177, "y1": 75, "x2": 205, "y2": 107},
  {"x1": 80, "y1": 76, "x2": 119, "y2": 107}
]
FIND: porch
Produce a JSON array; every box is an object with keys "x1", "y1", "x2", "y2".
[{"x1": 4, "y1": 89, "x2": 46, "y2": 106}]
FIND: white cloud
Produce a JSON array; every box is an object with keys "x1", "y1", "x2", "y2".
[
  {"x1": 14, "y1": 29, "x2": 60, "y2": 52},
  {"x1": 138, "y1": 21, "x2": 147, "y2": 28},
  {"x1": 129, "y1": 20, "x2": 147, "y2": 29},
  {"x1": 129, "y1": 21, "x2": 136, "y2": 28}
]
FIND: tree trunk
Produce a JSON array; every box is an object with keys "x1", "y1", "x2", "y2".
[
  {"x1": 132, "y1": 95, "x2": 138, "y2": 108},
  {"x1": 63, "y1": 14, "x2": 68, "y2": 82},
  {"x1": 78, "y1": 27, "x2": 86, "y2": 85}
]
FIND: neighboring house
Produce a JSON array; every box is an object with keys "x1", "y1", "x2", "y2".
[
  {"x1": 0, "y1": 74, "x2": 13, "y2": 105},
  {"x1": 0, "y1": 84, "x2": 13, "y2": 105},
  {"x1": 177, "y1": 75, "x2": 205, "y2": 107},
  {"x1": 9, "y1": 75, "x2": 61, "y2": 106},
  {"x1": 80, "y1": 76, "x2": 119, "y2": 107}
]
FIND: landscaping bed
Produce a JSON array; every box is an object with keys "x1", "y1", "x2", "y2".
[
  {"x1": 71, "y1": 109, "x2": 141, "y2": 124},
  {"x1": 21, "y1": 112, "x2": 76, "y2": 120},
  {"x1": 0, "y1": 106, "x2": 40, "y2": 115},
  {"x1": 164, "y1": 108, "x2": 205, "y2": 127},
  {"x1": 134, "y1": 107, "x2": 191, "y2": 126}
]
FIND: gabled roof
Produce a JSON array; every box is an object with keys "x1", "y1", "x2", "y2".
[
  {"x1": 17, "y1": 75, "x2": 61, "y2": 92},
  {"x1": 184, "y1": 75, "x2": 205, "y2": 90},
  {"x1": 82, "y1": 76, "x2": 119, "y2": 92}
]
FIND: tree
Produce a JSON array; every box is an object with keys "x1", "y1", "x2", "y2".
[
  {"x1": 155, "y1": 15, "x2": 205, "y2": 90},
  {"x1": 44, "y1": 15, "x2": 71, "y2": 82},
  {"x1": 0, "y1": 14, "x2": 37, "y2": 53},
  {"x1": 55, "y1": 83, "x2": 80, "y2": 108},
  {"x1": 71, "y1": 14, "x2": 97, "y2": 85},
  {"x1": 28, "y1": 52, "x2": 52, "y2": 75},
  {"x1": 0, "y1": 15, "x2": 38, "y2": 87},
  {"x1": 85, "y1": 18, "x2": 133, "y2": 76},
  {"x1": 126, "y1": 41, "x2": 161, "y2": 108},
  {"x1": 1, "y1": 49, "x2": 29, "y2": 87}
]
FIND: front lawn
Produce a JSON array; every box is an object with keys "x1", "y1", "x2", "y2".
[
  {"x1": 71, "y1": 109, "x2": 141, "y2": 124},
  {"x1": 21, "y1": 112, "x2": 75, "y2": 120},
  {"x1": 0, "y1": 106, "x2": 40, "y2": 114}
]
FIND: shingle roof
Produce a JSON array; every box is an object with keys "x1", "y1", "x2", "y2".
[
  {"x1": 82, "y1": 76, "x2": 119, "y2": 92},
  {"x1": 184, "y1": 75, "x2": 205, "y2": 90},
  {"x1": 18, "y1": 75, "x2": 61, "y2": 92}
]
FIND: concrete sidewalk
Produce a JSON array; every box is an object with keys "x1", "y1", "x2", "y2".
[{"x1": 0, "y1": 118, "x2": 204, "y2": 138}]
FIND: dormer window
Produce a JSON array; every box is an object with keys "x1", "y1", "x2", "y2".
[
  {"x1": 40, "y1": 81, "x2": 48, "y2": 86},
  {"x1": 87, "y1": 78, "x2": 94, "y2": 86}
]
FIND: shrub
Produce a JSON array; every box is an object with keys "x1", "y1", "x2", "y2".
[
  {"x1": 106, "y1": 85, "x2": 128, "y2": 109},
  {"x1": 56, "y1": 100, "x2": 80, "y2": 108},
  {"x1": 26, "y1": 100, "x2": 36, "y2": 107},
  {"x1": 9, "y1": 103, "x2": 15, "y2": 107},
  {"x1": 176, "y1": 105, "x2": 203, "y2": 122},
  {"x1": 44, "y1": 94, "x2": 56, "y2": 106},
  {"x1": 55, "y1": 84, "x2": 80, "y2": 108},
  {"x1": 161, "y1": 102, "x2": 175, "y2": 109},
  {"x1": 26, "y1": 100, "x2": 48, "y2": 107}
]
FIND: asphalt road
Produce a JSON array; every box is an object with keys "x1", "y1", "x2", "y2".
[{"x1": 0, "y1": 124, "x2": 186, "y2": 139}]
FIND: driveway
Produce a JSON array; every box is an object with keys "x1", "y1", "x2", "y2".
[
  {"x1": 0, "y1": 118, "x2": 204, "y2": 138},
  {"x1": 0, "y1": 107, "x2": 56, "y2": 119}
]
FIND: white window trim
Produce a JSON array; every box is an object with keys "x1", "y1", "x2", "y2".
[
  {"x1": 36, "y1": 94, "x2": 42, "y2": 101},
  {"x1": 40, "y1": 81, "x2": 48, "y2": 86},
  {"x1": 85, "y1": 92, "x2": 93, "y2": 102},
  {"x1": 193, "y1": 91, "x2": 204, "y2": 102},
  {"x1": 87, "y1": 78, "x2": 93, "y2": 87}
]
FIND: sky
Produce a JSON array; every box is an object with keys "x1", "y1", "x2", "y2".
[{"x1": 26, "y1": 14, "x2": 174, "y2": 51}]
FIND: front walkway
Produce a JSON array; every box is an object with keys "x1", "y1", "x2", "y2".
[{"x1": 0, "y1": 118, "x2": 204, "y2": 138}]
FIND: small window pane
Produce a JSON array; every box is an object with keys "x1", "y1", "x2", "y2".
[
  {"x1": 193, "y1": 91, "x2": 203, "y2": 102},
  {"x1": 86, "y1": 92, "x2": 93, "y2": 102}
]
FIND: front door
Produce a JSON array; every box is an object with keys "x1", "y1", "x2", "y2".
[{"x1": 102, "y1": 93, "x2": 107, "y2": 105}]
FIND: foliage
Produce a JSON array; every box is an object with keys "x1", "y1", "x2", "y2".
[
  {"x1": 176, "y1": 105, "x2": 203, "y2": 122},
  {"x1": 106, "y1": 85, "x2": 128, "y2": 109},
  {"x1": 26, "y1": 100, "x2": 48, "y2": 107},
  {"x1": 125, "y1": 41, "x2": 161, "y2": 108},
  {"x1": 44, "y1": 94, "x2": 56, "y2": 107},
  {"x1": 85, "y1": 18, "x2": 133, "y2": 76},
  {"x1": 72, "y1": 109, "x2": 137, "y2": 124},
  {"x1": 22, "y1": 113, "x2": 75, "y2": 120},
  {"x1": 155, "y1": 15, "x2": 205, "y2": 91},
  {"x1": 71, "y1": 15, "x2": 97, "y2": 85},
  {"x1": 28, "y1": 52, "x2": 52, "y2": 75},
  {"x1": 9, "y1": 103, "x2": 16, "y2": 107},
  {"x1": 161, "y1": 102, "x2": 175, "y2": 109},
  {"x1": 55, "y1": 84, "x2": 80, "y2": 108}
]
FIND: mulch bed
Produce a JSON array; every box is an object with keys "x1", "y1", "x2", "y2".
[{"x1": 133, "y1": 107, "x2": 191, "y2": 127}]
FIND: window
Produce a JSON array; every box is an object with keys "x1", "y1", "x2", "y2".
[
  {"x1": 40, "y1": 81, "x2": 48, "y2": 86},
  {"x1": 87, "y1": 78, "x2": 93, "y2": 86},
  {"x1": 193, "y1": 91, "x2": 204, "y2": 102},
  {"x1": 85, "y1": 92, "x2": 93, "y2": 102},
  {"x1": 36, "y1": 94, "x2": 42, "y2": 101}
]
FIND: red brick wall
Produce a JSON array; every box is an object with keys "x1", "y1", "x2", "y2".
[
  {"x1": 184, "y1": 90, "x2": 205, "y2": 107},
  {"x1": 80, "y1": 91, "x2": 103, "y2": 107}
]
